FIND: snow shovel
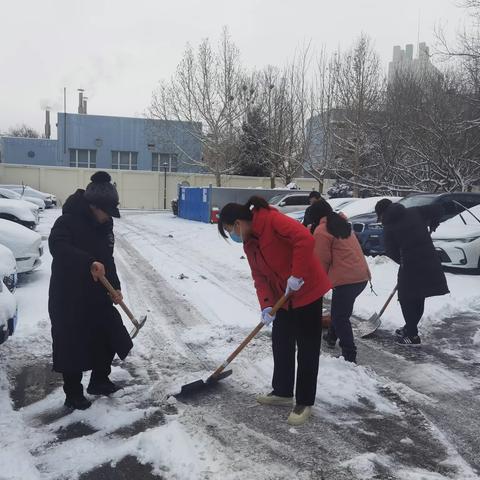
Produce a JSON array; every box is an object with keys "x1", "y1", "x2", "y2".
[
  {"x1": 360, "y1": 285, "x2": 398, "y2": 338},
  {"x1": 99, "y1": 276, "x2": 147, "y2": 339},
  {"x1": 174, "y1": 294, "x2": 290, "y2": 398}
]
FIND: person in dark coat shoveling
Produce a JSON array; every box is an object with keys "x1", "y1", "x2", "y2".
[
  {"x1": 49, "y1": 171, "x2": 133, "y2": 410},
  {"x1": 375, "y1": 199, "x2": 449, "y2": 345}
]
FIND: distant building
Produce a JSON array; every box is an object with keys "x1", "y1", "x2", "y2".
[
  {"x1": 388, "y1": 42, "x2": 440, "y2": 83},
  {"x1": 0, "y1": 95, "x2": 202, "y2": 172}
]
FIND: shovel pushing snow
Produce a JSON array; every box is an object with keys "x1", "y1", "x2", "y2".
[
  {"x1": 99, "y1": 276, "x2": 147, "y2": 339},
  {"x1": 360, "y1": 285, "x2": 398, "y2": 338},
  {"x1": 174, "y1": 294, "x2": 290, "y2": 399}
]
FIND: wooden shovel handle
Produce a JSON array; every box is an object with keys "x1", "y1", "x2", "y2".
[
  {"x1": 378, "y1": 285, "x2": 398, "y2": 317},
  {"x1": 209, "y1": 294, "x2": 289, "y2": 379},
  {"x1": 99, "y1": 275, "x2": 138, "y2": 325}
]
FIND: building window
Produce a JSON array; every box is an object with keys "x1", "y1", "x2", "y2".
[
  {"x1": 112, "y1": 151, "x2": 138, "y2": 170},
  {"x1": 152, "y1": 153, "x2": 178, "y2": 172},
  {"x1": 69, "y1": 149, "x2": 96, "y2": 168}
]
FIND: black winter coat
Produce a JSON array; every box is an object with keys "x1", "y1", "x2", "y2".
[
  {"x1": 48, "y1": 190, "x2": 133, "y2": 373},
  {"x1": 382, "y1": 203, "x2": 449, "y2": 301}
]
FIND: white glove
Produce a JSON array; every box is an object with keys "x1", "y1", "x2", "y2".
[
  {"x1": 285, "y1": 276, "x2": 304, "y2": 296},
  {"x1": 261, "y1": 307, "x2": 276, "y2": 326}
]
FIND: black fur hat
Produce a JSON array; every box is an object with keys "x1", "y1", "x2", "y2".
[{"x1": 84, "y1": 171, "x2": 120, "y2": 218}]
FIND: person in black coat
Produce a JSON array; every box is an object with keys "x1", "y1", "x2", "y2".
[
  {"x1": 302, "y1": 191, "x2": 322, "y2": 228},
  {"x1": 375, "y1": 199, "x2": 449, "y2": 345},
  {"x1": 49, "y1": 171, "x2": 133, "y2": 410}
]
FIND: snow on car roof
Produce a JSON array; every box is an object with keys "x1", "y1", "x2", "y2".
[
  {"x1": 0, "y1": 199, "x2": 36, "y2": 222},
  {"x1": 340, "y1": 196, "x2": 402, "y2": 219}
]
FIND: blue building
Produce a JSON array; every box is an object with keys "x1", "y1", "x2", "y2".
[
  {"x1": 0, "y1": 112, "x2": 202, "y2": 173},
  {"x1": 0, "y1": 136, "x2": 57, "y2": 166}
]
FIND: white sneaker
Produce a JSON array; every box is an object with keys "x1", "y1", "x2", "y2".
[
  {"x1": 256, "y1": 392, "x2": 293, "y2": 406},
  {"x1": 287, "y1": 405, "x2": 312, "y2": 426}
]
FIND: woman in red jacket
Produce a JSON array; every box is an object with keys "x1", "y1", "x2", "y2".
[
  {"x1": 309, "y1": 199, "x2": 370, "y2": 363},
  {"x1": 218, "y1": 196, "x2": 331, "y2": 426}
]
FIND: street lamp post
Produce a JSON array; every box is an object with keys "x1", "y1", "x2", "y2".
[{"x1": 163, "y1": 162, "x2": 168, "y2": 210}]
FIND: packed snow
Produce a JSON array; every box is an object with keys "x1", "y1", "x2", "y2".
[{"x1": 0, "y1": 209, "x2": 478, "y2": 479}]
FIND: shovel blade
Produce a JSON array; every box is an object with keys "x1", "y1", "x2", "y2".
[
  {"x1": 360, "y1": 313, "x2": 381, "y2": 338},
  {"x1": 206, "y1": 369, "x2": 233, "y2": 384},
  {"x1": 174, "y1": 370, "x2": 233, "y2": 399},
  {"x1": 130, "y1": 315, "x2": 147, "y2": 339},
  {"x1": 175, "y1": 379, "x2": 207, "y2": 398}
]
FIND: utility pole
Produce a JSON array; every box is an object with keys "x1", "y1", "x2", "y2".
[{"x1": 163, "y1": 162, "x2": 168, "y2": 209}]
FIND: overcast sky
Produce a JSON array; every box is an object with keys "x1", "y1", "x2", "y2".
[{"x1": 0, "y1": 0, "x2": 468, "y2": 136}]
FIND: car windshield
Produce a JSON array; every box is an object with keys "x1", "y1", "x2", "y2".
[
  {"x1": 400, "y1": 194, "x2": 439, "y2": 208},
  {"x1": 268, "y1": 194, "x2": 285, "y2": 205},
  {"x1": 0, "y1": 189, "x2": 21, "y2": 199}
]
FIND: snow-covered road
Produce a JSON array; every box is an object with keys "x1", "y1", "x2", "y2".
[{"x1": 0, "y1": 210, "x2": 479, "y2": 479}]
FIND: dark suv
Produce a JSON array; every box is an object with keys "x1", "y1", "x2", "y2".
[{"x1": 351, "y1": 192, "x2": 480, "y2": 256}]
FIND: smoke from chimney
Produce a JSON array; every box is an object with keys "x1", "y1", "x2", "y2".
[{"x1": 45, "y1": 109, "x2": 51, "y2": 139}]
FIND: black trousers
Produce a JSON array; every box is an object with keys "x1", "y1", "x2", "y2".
[
  {"x1": 399, "y1": 297, "x2": 425, "y2": 337},
  {"x1": 271, "y1": 298, "x2": 322, "y2": 406},
  {"x1": 63, "y1": 341, "x2": 115, "y2": 397},
  {"x1": 329, "y1": 281, "x2": 367, "y2": 362}
]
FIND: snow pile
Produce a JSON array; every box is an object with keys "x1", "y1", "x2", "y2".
[{"x1": 316, "y1": 356, "x2": 399, "y2": 415}]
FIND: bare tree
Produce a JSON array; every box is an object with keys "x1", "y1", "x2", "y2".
[
  {"x1": 329, "y1": 35, "x2": 384, "y2": 195},
  {"x1": 150, "y1": 28, "x2": 252, "y2": 186},
  {"x1": 8, "y1": 124, "x2": 40, "y2": 138}
]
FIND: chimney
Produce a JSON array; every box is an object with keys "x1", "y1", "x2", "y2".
[
  {"x1": 83, "y1": 96, "x2": 88, "y2": 114},
  {"x1": 78, "y1": 88, "x2": 84, "y2": 114},
  {"x1": 44, "y1": 109, "x2": 51, "y2": 139}
]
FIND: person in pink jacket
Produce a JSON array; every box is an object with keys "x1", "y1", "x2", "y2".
[{"x1": 309, "y1": 199, "x2": 371, "y2": 363}]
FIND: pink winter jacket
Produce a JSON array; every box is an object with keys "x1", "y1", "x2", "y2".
[{"x1": 313, "y1": 217, "x2": 371, "y2": 288}]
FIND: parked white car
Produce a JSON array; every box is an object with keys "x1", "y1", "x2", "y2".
[
  {"x1": 0, "y1": 219, "x2": 43, "y2": 273},
  {"x1": 0, "y1": 280, "x2": 17, "y2": 345},
  {"x1": 286, "y1": 197, "x2": 361, "y2": 223},
  {"x1": 432, "y1": 205, "x2": 480, "y2": 271},
  {"x1": 0, "y1": 187, "x2": 45, "y2": 211},
  {"x1": 0, "y1": 185, "x2": 56, "y2": 208},
  {"x1": 340, "y1": 196, "x2": 403, "y2": 219},
  {"x1": 0, "y1": 198, "x2": 39, "y2": 229},
  {"x1": 327, "y1": 197, "x2": 358, "y2": 212},
  {"x1": 0, "y1": 243, "x2": 17, "y2": 292},
  {"x1": 268, "y1": 192, "x2": 311, "y2": 213}
]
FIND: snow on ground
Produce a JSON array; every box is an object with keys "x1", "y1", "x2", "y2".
[
  {"x1": 0, "y1": 209, "x2": 479, "y2": 479},
  {"x1": 354, "y1": 255, "x2": 480, "y2": 334}
]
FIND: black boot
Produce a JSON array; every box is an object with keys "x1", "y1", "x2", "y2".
[
  {"x1": 87, "y1": 378, "x2": 122, "y2": 396},
  {"x1": 65, "y1": 394, "x2": 92, "y2": 410},
  {"x1": 323, "y1": 327, "x2": 337, "y2": 348},
  {"x1": 341, "y1": 350, "x2": 357, "y2": 364}
]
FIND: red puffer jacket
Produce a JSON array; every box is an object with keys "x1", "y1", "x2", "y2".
[{"x1": 243, "y1": 207, "x2": 332, "y2": 310}]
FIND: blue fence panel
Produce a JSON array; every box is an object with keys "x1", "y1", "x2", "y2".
[{"x1": 178, "y1": 186, "x2": 211, "y2": 223}]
